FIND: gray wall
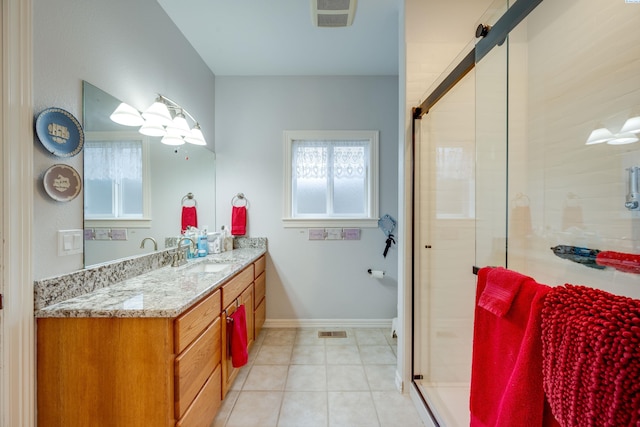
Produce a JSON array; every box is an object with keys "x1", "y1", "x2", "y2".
[
  {"x1": 33, "y1": 0, "x2": 215, "y2": 279},
  {"x1": 215, "y1": 76, "x2": 399, "y2": 321}
]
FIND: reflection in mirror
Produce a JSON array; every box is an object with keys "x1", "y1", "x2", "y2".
[{"x1": 82, "y1": 81, "x2": 216, "y2": 267}]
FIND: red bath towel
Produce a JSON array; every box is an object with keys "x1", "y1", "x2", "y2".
[
  {"x1": 229, "y1": 304, "x2": 248, "y2": 368},
  {"x1": 181, "y1": 206, "x2": 197, "y2": 234},
  {"x1": 231, "y1": 206, "x2": 246, "y2": 236},
  {"x1": 470, "y1": 267, "x2": 558, "y2": 427},
  {"x1": 541, "y1": 285, "x2": 640, "y2": 427}
]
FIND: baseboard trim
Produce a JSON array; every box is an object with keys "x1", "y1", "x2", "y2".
[
  {"x1": 395, "y1": 369, "x2": 404, "y2": 393},
  {"x1": 263, "y1": 318, "x2": 393, "y2": 329}
]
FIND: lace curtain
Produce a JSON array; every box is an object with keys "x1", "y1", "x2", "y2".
[
  {"x1": 84, "y1": 140, "x2": 142, "y2": 181},
  {"x1": 293, "y1": 140, "x2": 367, "y2": 180}
]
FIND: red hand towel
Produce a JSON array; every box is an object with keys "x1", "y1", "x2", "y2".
[
  {"x1": 541, "y1": 285, "x2": 640, "y2": 427},
  {"x1": 231, "y1": 206, "x2": 246, "y2": 236},
  {"x1": 470, "y1": 267, "x2": 559, "y2": 427},
  {"x1": 181, "y1": 206, "x2": 198, "y2": 233},
  {"x1": 478, "y1": 267, "x2": 530, "y2": 317},
  {"x1": 229, "y1": 304, "x2": 248, "y2": 368}
]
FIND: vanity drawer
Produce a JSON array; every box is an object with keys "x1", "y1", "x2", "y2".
[
  {"x1": 254, "y1": 272, "x2": 265, "y2": 309},
  {"x1": 176, "y1": 364, "x2": 221, "y2": 427},
  {"x1": 254, "y1": 255, "x2": 266, "y2": 278},
  {"x1": 175, "y1": 289, "x2": 221, "y2": 354},
  {"x1": 175, "y1": 317, "x2": 220, "y2": 419},
  {"x1": 222, "y1": 265, "x2": 253, "y2": 308}
]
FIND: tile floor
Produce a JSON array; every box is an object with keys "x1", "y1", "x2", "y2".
[{"x1": 212, "y1": 327, "x2": 426, "y2": 427}]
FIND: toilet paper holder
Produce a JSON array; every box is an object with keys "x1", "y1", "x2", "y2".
[{"x1": 367, "y1": 269, "x2": 385, "y2": 278}]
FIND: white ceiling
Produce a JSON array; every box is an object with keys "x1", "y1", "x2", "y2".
[{"x1": 156, "y1": 0, "x2": 400, "y2": 76}]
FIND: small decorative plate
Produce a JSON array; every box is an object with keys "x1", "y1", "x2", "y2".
[
  {"x1": 35, "y1": 107, "x2": 84, "y2": 157},
  {"x1": 43, "y1": 164, "x2": 82, "y2": 202}
]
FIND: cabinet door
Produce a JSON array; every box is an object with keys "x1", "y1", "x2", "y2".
[{"x1": 241, "y1": 284, "x2": 254, "y2": 347}]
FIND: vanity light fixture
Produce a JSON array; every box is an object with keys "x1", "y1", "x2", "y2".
[
  {"x1": 165, "y1": 110, "x2": 191, "y2": 136},
  {"x1": 138, "y1": 120, "x2": 166, "y2": 137},
  {"x1": 585, "y1": 116, "x2": 640, "y2": 146},
  {"x1": 141, "y1": 97, "x2": 173, "y2": 126},
  {"x1": 585, "y1": 127, "x2": 615, "y2": 145},
  {"x1": 109, "y1": 94, "x2": 208, "y2": 146},
  {"x1": 608, "y1": 132, "x2": 639, "y2": 145},
  {"x1": 161, "y1": 130, "x2": 185, "y2": 146},
  {"x1": 620, "y1": 116, "x2": 640, "y2": 134},
  {"x1": 109, "y1": 102, "x2": 144, "y2": 126},
  {"x1": 184, "y1": 123, "x2": 207, "y2": 146}
]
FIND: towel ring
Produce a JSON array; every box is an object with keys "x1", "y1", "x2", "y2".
[
  {"x1": 231, "y1": 193, "x2": 248, "y2": 207},
  {"x1": 182, "y1": 192, "x2": 197, "y2": 207}
]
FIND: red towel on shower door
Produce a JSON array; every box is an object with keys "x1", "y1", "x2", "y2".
[
  {"x1": 231, "y1": 206, "x2": 246, "y2": 236},
  {"x1": 470, "y1": 267, "x2": 559, "y2": 427},
  {"x1": 181, "y1": 206, "x2": 197, "y2": 234},
  {"x1": 229, "y1": 304, "x2": 248, "y2": 368}
]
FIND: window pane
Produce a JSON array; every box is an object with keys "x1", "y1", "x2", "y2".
[
  {"x1": 121, "y1": 178, "x2": 143, "y2": 216},
  {"x1": 84, "y1": 139, "x2": 144, "y2": 218},
  {"x1": 293, "y1": 143, "x2": 328, "y2": 215},
  {"x1": 333, "y1": 145, "x2": 366, "y2": 214},
  {"x1": 295, "y1": 177, "x2": 328, "y2": 214},
  {"x1": 85, "y1": 179, "x2": 113, "y2": 216}
]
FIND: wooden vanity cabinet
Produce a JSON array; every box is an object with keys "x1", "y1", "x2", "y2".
[
  {"x1": 37, "y1": 289, "x2": 222, "y2": 427},
  {"x1": 37, "y1": 255, "x2": 266, "y2": 427}
]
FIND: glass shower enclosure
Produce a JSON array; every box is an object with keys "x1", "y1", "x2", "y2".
[{"x1": 411, "y1": 0, "x2": 640, "y2": 425}]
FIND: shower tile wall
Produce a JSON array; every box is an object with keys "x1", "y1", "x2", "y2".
[{"x1": 506, "y1": 0, "x2": 640, "y2": 299}]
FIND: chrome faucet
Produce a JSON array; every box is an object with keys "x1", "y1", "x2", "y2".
[
  {"x1": 172, "y1": 237, "x2": 196, "y2": 267},
  {"x1": 139, "y1": 237, "x2": 158, "y2": 251}
]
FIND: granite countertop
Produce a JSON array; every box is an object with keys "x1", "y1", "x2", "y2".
[{"x1": 35, "y1": 247, "x2": 266, "y2": 319}]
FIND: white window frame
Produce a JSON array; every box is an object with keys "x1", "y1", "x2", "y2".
[
  {"x1": 283, "y1": 130, "x2": 379, "y2": 228},
  {"x1": 84, "y1": 131, "x2": 152, "y2": 228}
]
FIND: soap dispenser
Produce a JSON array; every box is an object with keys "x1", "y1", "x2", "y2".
[{"x1": 197, "y1": 230, "x2": 208, "y2": 257}]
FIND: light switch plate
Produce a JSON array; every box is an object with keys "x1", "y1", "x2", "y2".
[{"x1": 57, "y1": 229, "x2": 83, "y2": 256}]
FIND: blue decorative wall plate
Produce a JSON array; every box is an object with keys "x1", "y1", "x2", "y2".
[{"x1": 35, "y1": 107, "x2": 84, "y2": 157}]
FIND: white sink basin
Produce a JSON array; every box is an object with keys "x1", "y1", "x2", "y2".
[{"x1": 186, "y1": 262, "x2": 233, "y2": 273}]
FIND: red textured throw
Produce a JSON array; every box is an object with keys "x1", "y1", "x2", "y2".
[
  {"x1": 231, "y1": 206, "x2": 246, "y2": 236},
  {"x1": 470, "y1": 267, "x2": 559, "y2": 427},
  {"x1": 229, "y1": 304, "x2": 249, "y2": 368},
  {"x1": 181, "y1": 206, "x2": 198, "y2": 233},
  {"x1": 541, "y1": 285, "x2": 640, "y2": 427},
  {"x1": 596, "y1": 251, "x2": 640, "y2": 274}
]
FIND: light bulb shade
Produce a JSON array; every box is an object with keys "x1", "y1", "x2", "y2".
[
  {"x1": 110, "y1": 103, "x2": 144, "y2": 126},
  {"x1": 184, "y1": 125, "x2": 207, "y2": 145},
  {"x1": 142, "y1": 100, "x2": 172, "y2": 126},
  {"x1": 166, "y1": 112, "x2": 191, "y2": 136},
  {"x1": 620, "y1": 116, "x2": 640, "y2": 134},
  {"x1": 585, "y1": 127, "x2": 615, "y2": 145},
  {"x1": 138, "y1": 121, "x2": 166, "y2": 137},
  {"x1": 161, "y1": 131, "x2": 185, "y2": 146},
  {"x1": 608, "y1": 132, "x2": 639, "y2": 145}
]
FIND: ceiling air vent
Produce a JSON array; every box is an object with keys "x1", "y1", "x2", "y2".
[{"x1": 311, "y1": 0, "x2": 357, "y2": 27}]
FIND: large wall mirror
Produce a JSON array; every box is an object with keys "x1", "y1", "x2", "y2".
[{"x1": 82, "y1": 81, "x2": 216, "y2": 267}]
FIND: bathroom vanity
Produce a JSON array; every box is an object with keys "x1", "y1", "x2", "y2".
[{"x1": 35, "y1": 247, "x2": 266, "y2": 427}]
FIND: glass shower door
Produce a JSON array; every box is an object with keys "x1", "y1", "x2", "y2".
[{"x1": 413, "y1": 67, "x2": 477, "y2": 427}]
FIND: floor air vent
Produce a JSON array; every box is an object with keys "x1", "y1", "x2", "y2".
[{"x1": 318, "y1": 331, "x2": 347, "y2": 338}]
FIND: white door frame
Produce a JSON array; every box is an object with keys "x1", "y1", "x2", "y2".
[{"x1": 1, "y1": 0, "x2": 34, "y2": 425}]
